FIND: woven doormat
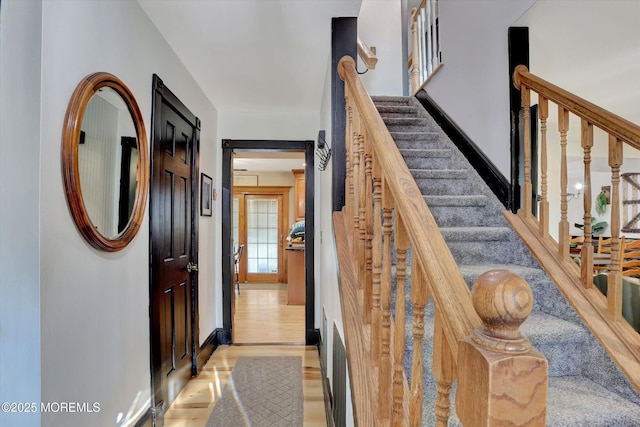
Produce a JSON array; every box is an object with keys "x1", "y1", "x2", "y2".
[{"x1": 206, "y1": 356, "x2": 303, "y2": 427}]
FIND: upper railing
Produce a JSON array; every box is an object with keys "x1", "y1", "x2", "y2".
[
  {"x1": 409, "y1": 0, "x2": 442, "y2": 94},
  {"x1": 336, "y1": 55, "x2": 548, "y2": 426},
  {"x1": 512, "y1": 65, "x2": 640, "y2": 391}
]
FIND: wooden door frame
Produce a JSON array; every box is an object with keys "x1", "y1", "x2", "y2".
[
  {"x1": 233, "y1": 187, "x2": 290, "y2": 283},
  {"x1": 221, "y1": 139, "x2": 317, "y2": 345},
  {"x1": 149, "y1": 74, "x2": 201, "y2": 420}
]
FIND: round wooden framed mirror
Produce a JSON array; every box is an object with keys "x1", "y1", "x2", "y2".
[{"x1": 62, "y1": 72, "x2": 149, "y2": 251}]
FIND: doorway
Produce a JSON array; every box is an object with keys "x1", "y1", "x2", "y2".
[
  {"x1": 149, "y1": 75, "x2": 200, "y2": 424},
  {"x1": 233, "y1": 188, "x2": 290, "y2": 284},
  {"x1": 221, "y1": 139, "x2": 317, "y2": 345}
]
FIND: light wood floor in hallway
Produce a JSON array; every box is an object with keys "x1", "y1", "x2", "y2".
[
  {"x1": 233, "y1": 283, "x2": 306, "y2": 344},
  {"x1": 164, "y1": 285, "x2": 325, "y2": 426}
]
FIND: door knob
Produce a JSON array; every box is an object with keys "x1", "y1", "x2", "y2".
[{"x1": 186, "y1": 262, "x2": 199, "y2": 273}]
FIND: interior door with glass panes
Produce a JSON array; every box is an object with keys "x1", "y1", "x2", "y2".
[{"x1": 234, "y1": 193, "x2": 285, "y2": 283}]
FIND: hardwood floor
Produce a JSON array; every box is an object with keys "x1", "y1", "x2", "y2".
[
  {"x1": 163, "y1": 285, "x2": 323, "y2": 426},
  {"x1": 164, "y1": 345, "x2": 326, "y2": 426},
  {"x1": 233, "y1": 285, "x2": 305, "y2": 344}
]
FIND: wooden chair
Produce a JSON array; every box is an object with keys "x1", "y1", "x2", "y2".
[
  {"x1": 234, "y1": 244, "x2": 244, "y2": 294},
  {"x1": 569, "y1": 235, "x2": 584, "y2": 253},
  {"x1": 598, "y1": 235, "x2": 618, "y2": 254},
  {"x1": 622, "y1": 239, "x2": 640, "y2": 277},
  {"x1": 594, "y1": 235, "x2": 626, "y2": 273}
]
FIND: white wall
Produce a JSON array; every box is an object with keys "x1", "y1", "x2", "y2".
[
  {"x1": 31, "y1": 1, "x2": 219, "y2": 426},
  {"x1": 514, "y1": 1, "x2": 640, "y2": 242},
  {"x1": 317, "y1": 52, "x2": 356, "y2": 425},
  {"x1": 424, "y1": 0, "x2": 536, "y2": 178},
  {"x1": 357, "y1": 0, "x2": 404, "y2": 96},
  {"x1": 0, "y1": 2, "x2": 43, "y2": 426}
]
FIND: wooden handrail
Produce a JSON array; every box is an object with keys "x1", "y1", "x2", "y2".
[
  {"x1": 513, "y1": 65, "x2": 640, "y2": 148},
  {"x1": 512, "y1": 65, "x2": 640, "y2": 392},
  {"x1": 356, "y1": 37, "x2": 378, "y2": 70},
  {"x1": 338, "y1": 55, "x2": 547, "y2": 425},
  {"x1": 338, "y1": 55, "x2": 478, "y2": 356}
]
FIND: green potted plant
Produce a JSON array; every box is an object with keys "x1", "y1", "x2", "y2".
[
  {"x1": 595, "y1": 191, "x2": 609, "y2": 216},
  {"x1": 574, "y1": 217, "x2": 607, "y2": 237}
]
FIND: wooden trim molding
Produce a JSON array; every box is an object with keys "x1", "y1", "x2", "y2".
[
  {"x1": 221, "y1": 139, "x2": 316, "y2": 344},
  {"x1": 331, "y1": 18, "x2": 357, "y2": 212},
  {"x1": 414, "y1": 89, "x2": 511, "y2": 209}
]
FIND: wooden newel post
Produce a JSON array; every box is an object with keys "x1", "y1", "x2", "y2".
[{"x1": 456, "y1": 270, "x2": 548, "y2": 426}]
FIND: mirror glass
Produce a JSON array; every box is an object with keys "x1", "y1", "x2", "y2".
[
  {"x1": 62, "y1": 72, "x2": 148, "y2": 252},
  {"x1": 79, "y1": 87, "x2": 138, "y2": 238}
]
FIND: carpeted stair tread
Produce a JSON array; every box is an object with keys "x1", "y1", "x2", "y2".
[
  {"x1": 439, "y1": 226, "x2": 512, "y2": 241},
  {"x1": 391, "y1": 135, "x2": 444, "y2": 149},
  {"x1": 377, "y1": 105, "x2": 419, "y2": 116},
  {"x1": 389, "y1": 131, "x2": 439, "y2": 141},
  {"x1": 457, "y1": 263, "x2": 583, "y2": 323},
  {"x1": 399, "y1": 148, "x2": 452, "y2": 158},
  {"x1": 409, "y1": 169, "x2": 469, "y2": 179},
  {"x1": 522, "y1": 313, "x2": 590, "y2": 347},
  {"x1": 424, "y1": 195, "x2": 486, "y2": 206},
  {"x1": 546, "y1": 376, "x2": 640, "y2": 426},
  {"x1": 371, "y1": 96, "x2": 410, "y2": 105},
  {"x1": 383, "y1": 118, "x2": 438, "y2": 133},
  {"x1": 420, "y1": 375, "x2": 640, "y2": 427},
  {"x1": 458, "y1": 263, "x2": 551, "y2": 290}
]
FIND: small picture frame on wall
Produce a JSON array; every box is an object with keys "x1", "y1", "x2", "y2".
[{"x1": 201, "y1": 173, "x2": 213, "y2": 217}]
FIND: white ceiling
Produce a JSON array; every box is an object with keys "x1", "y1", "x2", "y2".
[{"x1": 138, "y1": 0, "x2": 362, "y2": 114}]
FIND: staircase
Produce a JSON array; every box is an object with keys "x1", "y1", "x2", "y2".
[{"x1": 373, "y1": 95, "x2": 640, "y2": 426}]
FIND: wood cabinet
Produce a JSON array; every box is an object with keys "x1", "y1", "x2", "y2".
[
  {"x1": 293, "y1": 169, "x2": 305, "y2": 221},
  {"x1": 286, "y1": 245, "x2": 305, "y2": 305}
]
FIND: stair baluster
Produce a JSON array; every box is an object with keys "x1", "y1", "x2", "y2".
[
  {"x1": 358, "y1": 127, "x2": 367, "y2": 293},
  {"x1": 393, "y1": 215, "x2": 410, "y2": 425},
  {"x1": 433, "y1": 310, "x2": 453, "y2": 427},
  {"x1": 371, "y1": 157, "x2": 383, "y2": 365},
  {"x1": 609, "y1": 136, "x2": 624, "y2": 320},
  {"x1": 539, "y1": 96, "x2": 550, "y2": 236},
  {"x1": 380, "y1": 178, "x2": 394, "y2": 422},
  {"x1": 410, "y1": 265, "x2": 428, "y2": 427},
  {"x1": 364, "y1": 133, "x2": 374, "y2": 324},
  {"x1": 580, "y1": 119, "x2": 594, "y2": 288},
  {"x1": 558, "y1": 106, "x2": 570, "y2": 260}
]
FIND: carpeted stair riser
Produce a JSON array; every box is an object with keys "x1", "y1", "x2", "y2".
[
  {"x1": 390, "y1": 132, "x2": 443, "y2": 149},
  {"x1": 382, "y1": 117, "x2": 440, "y2": 132},
  {"x1": 413, "y1": 177, "x2": 482, "y2": 196},
  {"x1": 428, "y1": 206, "x2": 508, "y2": 227},
  {"x1": 403, "y1": 155, "x2": 464, "y2": 170},
  {"x1": 439, "y1": 227, "x2": 538, "y2": 266},
  {"x1": 372, "y1": 95, "x2": 640, "y2": 425}
]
